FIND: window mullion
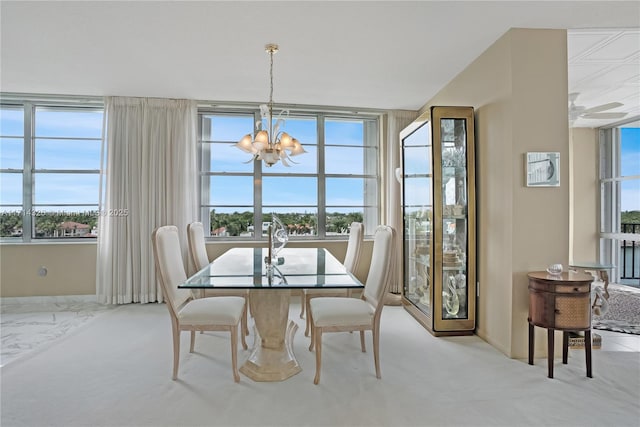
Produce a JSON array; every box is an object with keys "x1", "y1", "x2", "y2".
[
  {"x1": 254, "y1": 110, "x2": 263, "y2": 239},
  {"x1": 22, "y1": 103, "x2": 33, "y2": 243},
  {"x1": 317, "y1": 114, "x2": 326, "y2": 238},
  {"x1": 200, "y1": 115, "x2": 211, "y2": 236}
]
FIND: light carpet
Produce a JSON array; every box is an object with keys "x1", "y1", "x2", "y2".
[
  {"x1": 593, "y1": 286, "x2": 640, "y2": 335},
  {"x1": 1, "y1": 302, "x2": 638, "y2": 427}
]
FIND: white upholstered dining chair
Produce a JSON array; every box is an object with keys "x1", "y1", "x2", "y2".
[
  {"x1": 187, "y1": 221, "x2": 249, "y2": 336},
  {"x1": 308, "y1": 225, "x2": 396, "y2": 384},
  {"x1": 152, "y1": 225, "x2": 248, "y2": 382},
  {"x1": 300, "y1": 221, "x2": 364, "y2": 336}
]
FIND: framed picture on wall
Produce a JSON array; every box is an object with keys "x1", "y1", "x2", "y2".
[{"x1": 525, "y1": 152, "x2": 560, "y2": 187}]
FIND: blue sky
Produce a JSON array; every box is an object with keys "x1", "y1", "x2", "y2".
[
  {"x1": 201, "y1": 114, "x2": 371, "y2": 214},
  {"x1": 1, "y1": 106, "x2": 639, "y2": 214},
  {"x1": 621, "y1": 127, "x2": 640, "y2": 211},
  {"x1": 0, "y1": 109, "x2": 370, "y2": 213},
  {"x1": 0, "y1": 108, "x2": 102, "y2": 209}
]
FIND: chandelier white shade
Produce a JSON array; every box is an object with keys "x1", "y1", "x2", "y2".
[{"x1": 236, "y1": 44, "x2": 306, "y2": 167}]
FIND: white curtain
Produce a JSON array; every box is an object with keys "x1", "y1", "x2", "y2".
[
  {"x1": 384, "y1": 110, "x2": 417, "y2": 295},
  {"x1": 96, "y1": 97, "x2": 197, "y2": 304}
]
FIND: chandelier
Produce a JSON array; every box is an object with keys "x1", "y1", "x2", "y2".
[{"x1": 235, "y1": 43, "x2": 306, "y2": 167}]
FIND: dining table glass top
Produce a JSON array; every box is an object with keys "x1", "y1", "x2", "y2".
[{"x1": 179, "y1": 247, "x2": 364, "y2": 289}]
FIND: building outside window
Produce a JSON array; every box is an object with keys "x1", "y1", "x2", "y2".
[
  {"x1": 198, "y1": 109, "x2": 380, "y2": 240},
  {"x1": 0, "y1": 100, "x2": 103, "y2": 241}
]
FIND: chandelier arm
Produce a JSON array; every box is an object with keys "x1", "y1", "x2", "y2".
[
  {"x1": 282, "y1": 152, "x2": 300, "y2": 165},
  {"x1": 242, "y1": 156, "x2": 258, "y2": 164}
]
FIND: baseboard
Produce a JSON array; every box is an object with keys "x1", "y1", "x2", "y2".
[
  {"x1": 0, "y1": 294, "x2": 97, "y2": 308},
  {"x1": 385, "y1": 293, "x2": 403, "y2": 306}
]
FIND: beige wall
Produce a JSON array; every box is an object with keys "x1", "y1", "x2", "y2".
[
  {"x1": 418, "y1": 28, "x2": 570, "y2": 358},
  {"x1": 0, "y1": 243, "x2": 97, "y2": 297},
  {"x1": 0, "y1": 240, "x2": 371, "y2": 298},
  {"x1": 570, "y1": 127, "x2": 599, "y2": 263}
]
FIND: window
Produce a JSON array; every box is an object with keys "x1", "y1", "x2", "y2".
[
  {"x1": 0, "y1": 100, "x2": 103, "y2": 241},
  {"x1": 198, "y1": 110, "x2": 380, "y2": 239},
  {"x1": 0, "y1": 106, "x2": 24, "y2": 238},
  {"x1": 599, "y1": 121, "x2": 640, "y2": 285}
]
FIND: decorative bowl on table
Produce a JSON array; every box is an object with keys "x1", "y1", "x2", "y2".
[{"x1": 546, "y1": 264, "x2": 563, "y2": 275}]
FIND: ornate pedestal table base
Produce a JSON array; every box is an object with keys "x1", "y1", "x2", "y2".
[
  {"x1": 239, "y1": 289, "x2": 302, "y2": 381},
  {"x1": 569, "y1": 262, "x2": 614, "y2": 314}
]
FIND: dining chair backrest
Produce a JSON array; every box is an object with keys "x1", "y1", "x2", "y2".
[
  {"x1": 363, "y1": 225, "x2": 396, "y2": 310},
  {"x1": 343, "y1": 222, "x2": 364, "y2": 274},
  {"x1": 152, "y1": 225, "x2": 192, "y2": 315},
  {"x1": 187, "y1": 222, "x2": 210, "y2": 271}
]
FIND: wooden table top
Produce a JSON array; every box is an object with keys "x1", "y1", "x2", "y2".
[{"x1": 527, "y1": 271, "x2": 595, "y2": 282}]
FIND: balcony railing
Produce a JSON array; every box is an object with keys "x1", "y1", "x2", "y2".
[{"x1": 621, "y1": 223, "x2": 640, "y2": 285}]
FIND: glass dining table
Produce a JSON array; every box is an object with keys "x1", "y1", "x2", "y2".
[{"x1": 179, "y1": 247, "x2": 364, "y2": 382}]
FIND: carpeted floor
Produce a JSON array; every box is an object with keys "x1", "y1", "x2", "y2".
[
  {"x1": 1, "y1": 301, "x2": 639, "y2": 427},
  {"x1": 593, "y1": 286, "x2": 640, "y2": 335}
]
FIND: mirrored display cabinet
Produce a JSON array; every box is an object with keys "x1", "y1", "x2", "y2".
[{"x1": 399, "y1": 106, "x2": 476, "y2": 336}]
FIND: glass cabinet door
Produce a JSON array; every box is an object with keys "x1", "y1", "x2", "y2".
[
  {"x1": 438, "y1": 118, "x2": 469, "y2": 321},
  {"x1": 402, "y1": 121, "x2": 433, "y2": 314}
]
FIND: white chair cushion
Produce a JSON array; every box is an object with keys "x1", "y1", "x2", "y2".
[
  {"x1": 309, "y1": 297, "x2": 374, "y2": 327},
  {"x1": 178, "y1": 296, "x2": 244, "y2": 326}
]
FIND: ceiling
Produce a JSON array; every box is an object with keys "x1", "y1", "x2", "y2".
[
  {"x1": 1, "y1": 1, "x2": 639, "y2": 128},
  {"x1": 568, "y1": 28, "x2": 640, "y2": 128}
]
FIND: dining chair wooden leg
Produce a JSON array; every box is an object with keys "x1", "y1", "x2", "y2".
[
  {"x1": 171, "y1": 321, "x2": 180, "y2": 380},
  {"x1": 240, "y1": 321, "x2": 248, "y2": 350},
  {"x1": 308, "y1": 312, "x2": 315, "y2": 351},
  {"x1": 246, "y1": 294, "x2": 253, "y2": 318},
  {"x1": 241, "y1": 303, "x2": 249, "y2": 337},
  {"x1": 300, "y1": 294, "x2": 306, "y2": 319},
  {"x1": 373, "y1": 326, "x2": 381, "y2": 379},
  {"x1": 190, "y1": 330, "x2": 196, "y2": 353},
  {"x1": 305, "y1": 298, "x2": 312, "y2": 337},
  {"x1": 314, "y1": 328, "x2": 322, "y2": 385},
  {"x1": 230, "y1": 326, "x2": 240, "y2": 383},
  {"x1": 360, "y1": 330, "x2": 366, "y2": 352},
  {"x1": 199, "y1": 291, "x2": 205, "y2": 335}
]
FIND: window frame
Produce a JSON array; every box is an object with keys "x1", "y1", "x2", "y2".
[
  {"x1": 0, "y1": 96, "x2": 104, "y2": 242},
  {"x1": 197, "y1": 107, "x2": 381, "y2": 241}
]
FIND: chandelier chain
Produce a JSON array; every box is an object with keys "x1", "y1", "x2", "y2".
[{"x1": 269, "y1": 48, "x2": 274, "y2": 140}]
